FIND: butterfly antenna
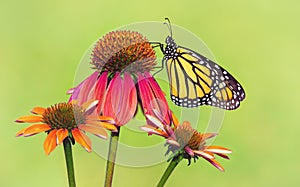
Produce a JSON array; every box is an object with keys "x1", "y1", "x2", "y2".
[{"x1": 164, "y1": 17, "x2": 173, "y2": 37}]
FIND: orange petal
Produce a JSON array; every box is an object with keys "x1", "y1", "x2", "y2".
[
  {"x1": 69, "y1": 100, "x2": 78, "y2": 105},
  {"x1": 78, "y1": 124, "x2": 108, "y2": 139},
  {"x1": 23, "y1": 124, "x2": 51, "y2": 137},
  {"x1": 31, "y1": 107, "x2": 46, "y2": 115},
  {"x1": 99, "y1": 122, "x2": 117, "y2": 132},
  {"x1": 44, "y1": 130, "x2": 58, "y2": 156},
  {"x1": 16, "y1": 127, "x2": 28, "y2": 137},
  {"x1": 98, "y1": 116, "x2": 115, "y2": 123},
  {"x1": 82, "y1": 100, "x2": 98, "y2": 113},
  {"x1": 15, "y1": 115, "x2": 43, "y2": 123},
  {"x1": 72, "y1": 128, "x2": 92, "y2": 152},
  {"x1": 171, "y1": 112, "x2": 179, "y2": 128},
  {"x1": 202, "y1": 133, "x2": 218, "y2": 140},
  {"x1": 140, "y1": 125, "x2": 168, "y2": 137},
  {"x1": 56, "y1": 129, "x2": 69, "y2": 145},
  {"x1": 193, "y1": 150, "x2": 215, "y2": 160},
  {"x1": 205, "y1": 146, "x2": 232, "y2": 154},
  {"x1": 86, "y1": 121, "x2": 117, "y2": 132}
]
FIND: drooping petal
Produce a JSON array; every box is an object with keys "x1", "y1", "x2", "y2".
[
  {"x1": 102, "y1": 73, "x2": 121, "y2": 120},
  {"x1": 15, "y1": 116, "x2": 43, "y2": 123},
  {"x1": 117, "y1": 72, "x2": 137, "y2": 125},
  {"x1": 145, "y1": 115, "x2": 167, "y2": 133},
  {"x1": 78, "y1": 124, "x2": 108, "y2": 139},
  {"x1": 56, "y1": 129, "x2": 69, "y2": 145},
  {"x1": 68, "y1": 78, "x2": 85, "y2": 101},
  {"x1": 214, "y1": 153, "x2": 230, "y2": 160},
  {"x1": 23, "y1": 124, "x2": 51, "y2": 137},
  {"x1": 137, "y1": 73, "x2": 171, "y2": 126},
  {"x1": 165, "y1": 124, "x2": 176, "y2": 140},
  {"x1": 72, "y1": 128, "x2": 92, "y2": 152},
  {"x1": 79, "y1": 72, "x2": 99, "y2": 105},
  {"x1": 94, "y1": 71, "x2": 108, "y2": 114},
  {"x1": 102, "y1": 73, "x2": 137, "y2": 125},
  {"x1": 69, "y1": 72, "x2": 99, "y2": 105},
  {"x1": 203, "y1": 157, "x2": 225, "y2": 172},
  {"x1": 185, "y1": 146, "x2": 195, "y2": 157},
  {"x1": 31, "y1": 107, "x2": 46, "y2": 115},
  {"x1": 44, "y1": 130, "x2": 58, "y2": 156}
]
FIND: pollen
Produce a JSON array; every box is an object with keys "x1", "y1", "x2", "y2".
[
  {"x1": 91, "y1": 30, "x2": 157, "y2": 74},
  {"x1": 42, "y1": 103, "x2": 86, "y2": 130}
]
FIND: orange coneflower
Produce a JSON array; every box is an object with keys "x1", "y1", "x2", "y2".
[
  {"x1": 15, "y1": 100, "x2": 116, "y2": 155},
  {"x1": 141, "y1": 114, "x2": 232, "y2": 171}
]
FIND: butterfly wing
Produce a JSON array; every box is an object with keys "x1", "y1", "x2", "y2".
[{"x1": 165, "y1": 46, "x2": 245, "y2": 110}]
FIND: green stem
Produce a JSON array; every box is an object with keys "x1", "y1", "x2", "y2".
[
  {"x1": 63, "y1": 138, "x2": 76, "y2": 187},
  {"x1": 104, "y1": 127, "x2": 121, "y2": 187},
  {"x1": 157, "y1": 154, "x2": 184, "y2": 187}
]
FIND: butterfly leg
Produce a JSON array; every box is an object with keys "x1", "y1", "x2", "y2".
[{"x1": 152, "y1": 58, "x2": 165, "y2": 76}]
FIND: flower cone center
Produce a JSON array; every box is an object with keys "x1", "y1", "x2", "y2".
[
  {"x1": 174, "y1": 122, "x2": 203, "y2": 150},
  {"x1": 91, "y1": 30, "x2": 156, "y2": 74},
  {"x1": 42, "y1": 103, "x2": 86, "y2": 130}
]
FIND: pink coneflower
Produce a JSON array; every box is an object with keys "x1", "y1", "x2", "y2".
[
  {"x1": 67, "y1": 30, "x2": 173, "y2": 187},
  {"x1": 68, "y1": 30, "x2": 171, "y2": 126},
  {"x1": 141, "y1": 114, "x2": 232, "y2": 171}
]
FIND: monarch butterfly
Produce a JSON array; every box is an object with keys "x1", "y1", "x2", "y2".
[{"x1": 151, "y1": 18, "x2": 245, "y2": 110}]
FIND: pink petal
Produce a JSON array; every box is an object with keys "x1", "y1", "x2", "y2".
[
  {"x1": 140, "y1": 125, "x2": 167, "y2": 137},
  {"x1": 66, "y1": 87, "x2": 75, "y2": 94},
  {"x1": 184, "y1": 146, "x2": 194, "y2": 157},
  {"x1": 166, "y1": 138, "x2": 180, "y2": 147},
  {"x1": 69, "y1": 72, "x2": 98, "y2": 104},
  {"x1": 102, "y1": 73, "x2": 137, "y2": 125},
  {"x1": 145, "y1": 115, "x2": 166, "y2": 133},
  {"x1": 203, "y1": 158, "x2": 225, "y2": 172},
  {"x1": 137, "y1": 73, "x2": 171, "y2": 126},
  {"x1": 94, "y1": 71, "x2": 108, "y2": 113}
]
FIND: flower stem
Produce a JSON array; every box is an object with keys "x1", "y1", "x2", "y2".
[
  {"x1": 157, "y1": 154, "x2": 184, "y2": 187},
  {"x1": 104, "y1": 127, "x2": 121, "y2": 187},
  {"x1": 63, "y1": 138, "x2": 76, "y2": 187}
]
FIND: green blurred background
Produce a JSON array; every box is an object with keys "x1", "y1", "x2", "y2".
[{"x1": 1, "y1": 0, "x2": 299, "y2": 186}]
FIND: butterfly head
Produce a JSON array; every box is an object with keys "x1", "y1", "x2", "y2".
[
  {"x1": 164, "y1": 18, "x2": 177, "y2": 52},
  {"x1": 166, "y1": 35, "x2": 176, "y2": 46}
]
